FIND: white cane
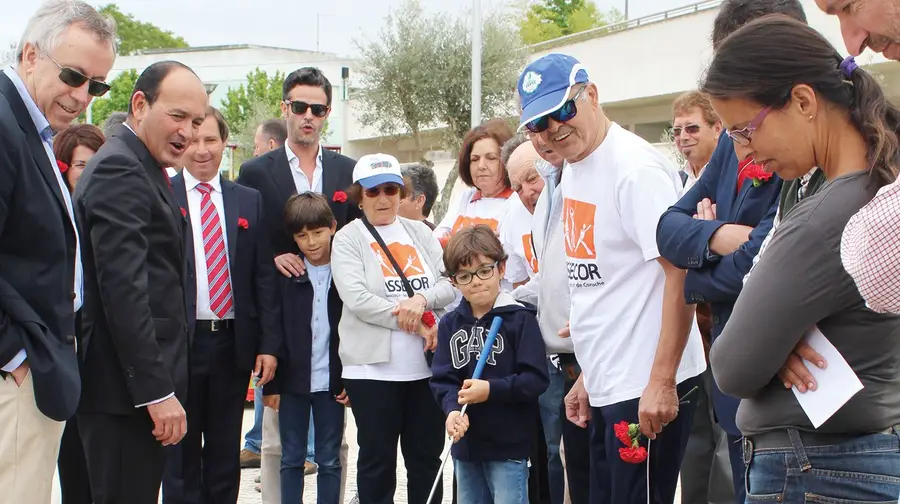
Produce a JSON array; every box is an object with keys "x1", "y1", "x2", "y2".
[{"x1": 426, "y1": 316, "x2": 504, "y2": 504}]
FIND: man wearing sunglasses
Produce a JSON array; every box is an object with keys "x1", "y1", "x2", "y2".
[
  {"x1": 518, "y1": 54, "x2": 707, "y2": 504},
  {"x1": 0, "y1": 2, "x2": 116, "y2": 503}
]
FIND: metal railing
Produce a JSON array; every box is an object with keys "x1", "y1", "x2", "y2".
[{"x1": 527, "y1": 0, "x2": 722, "y2": 53}]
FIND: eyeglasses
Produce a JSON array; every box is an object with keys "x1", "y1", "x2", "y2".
[
  {"x1": 525, "y1": 84, "x2": 587, "y2": 133},
  {"x1": 44, "y1": 53, "x2": 110, "y2": 97},
  {"x1": 727, "y1": 107, "x2": 771, "y2": 146},
  {"x1": 451, "y1": 262, "x2": 497, "y2": 285},
  {"x1": 284, "y1": 100, "x2": 329, "y2": 117},
  {"x1": 672, "y1": 124, "x2": 701, "y2": 137},
  {"x1": 363, "y1": 184, "x2": 401, "y2": 198}
]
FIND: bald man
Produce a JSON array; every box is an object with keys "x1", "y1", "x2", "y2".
[{"x1": 507, "y1": 142, "x2": 546, "y2": 215}]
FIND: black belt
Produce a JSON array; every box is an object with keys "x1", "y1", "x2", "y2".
[
  {"x1": 747, "y1": 426, "x2": 895, "y2": 452},
  {"x1": 195, "y1": 319, "x2": 234, "y2": 332},
  {"x1": 557, "y1": 353, "x2": 578, "y2": 366}
]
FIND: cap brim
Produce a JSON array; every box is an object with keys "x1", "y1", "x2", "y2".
[
  {"x1": 517, "y1": 87, "x2": 572, "y2": 132},
  {"x1": 357, "y1": 173, "x2": 404, "y2": 189}
]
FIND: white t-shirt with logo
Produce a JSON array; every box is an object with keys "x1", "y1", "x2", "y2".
[
  {"x1": 342, "y1": 220, "x2": 435, "y2": 382},
  {"x1": 499, "y1": 197, "x2": 539, "y2": 285},
  {"x1": 561, "y1": 123, "x2": 707, "y2": 408}
]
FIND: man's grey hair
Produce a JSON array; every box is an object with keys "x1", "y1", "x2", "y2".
[
  {"x1": 17, "y1": 0, "x2": 117, "y2": 62},
  {"x1": 400, "y1": 163, "x2": 439, "y2": 219},
  {"x1": 500, "y1": 132, "x2": 529, "y2": 168},
  {"x1": 102, "y1": 111, "x2": 127, "y2": 138}
]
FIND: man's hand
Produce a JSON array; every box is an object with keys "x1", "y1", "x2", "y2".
[
  {"x1": 558, "y1": 321, "x2": 570, "y2": 339},
  {"x1": 709, "y1": 224, "x2": 754, "y2": 256},
  {"x1": 565, "y1": 374, "x2": 591, "y2": 428},
  {"x1": 335, "y1": 389, "x2": 351, "y2": 407},
  {"x1": 694, "y1": 198, "x2": 717, "y2": 220},
  {"x1": 146, "y1": 396, "x2": 187, "y2": 446},
  {"x1": 446, "y1": 410, "x2": 470, "y2": 443},
  {"x1": 458, "y1": 379, "x2": 490, "y2": 405},
  {"x1": 393, "y1": 294, "x2": 427, "y2": 333},
  {"x1": 275, "y1": 253, "x2": 305, "y2": 278},
  {"x1": 263, "y1": 394, "x2": 280, "y2": 411},
  {"x1": 254, "y1": 354, "x2": 277, "y2": 387},
  {"x1": 10, "y1": 361, "x2": 29, "y2": 387},
  {"x1": 778, "y1": 339, "x2": 826, "y2": 393},
  {"x1": 638, "y1": 378, "x2": 679, "y2": 439},
  {"x1": 416, "y1": 322, "x2": 438, "y2": 352}
]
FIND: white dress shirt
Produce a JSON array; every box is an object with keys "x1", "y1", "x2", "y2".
[
  {"x1": 183, "y1": 170, "x2": 234, "y2": 320},
  {"x1": 286, "y1": 143, "x2": 323, "y2": 194},
  {"x1": 1, "y1": 66, "x2": 83, "y2": 372}
]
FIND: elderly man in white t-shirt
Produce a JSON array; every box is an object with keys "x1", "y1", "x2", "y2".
[{"x1": 516, "y1": 54, "x2": 707, "y2": 504}]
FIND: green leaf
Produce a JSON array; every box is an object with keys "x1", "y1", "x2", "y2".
[
  {"x1": 99, "y1": 4, "x2": 189, "y2": 56},
  {"x1": 89, "y1": 68, "x2": 138, "y2": 127}
]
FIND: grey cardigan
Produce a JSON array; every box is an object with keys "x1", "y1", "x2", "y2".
[{"x1": 332, "y1": 217, "x2": 457, "y2": 366}]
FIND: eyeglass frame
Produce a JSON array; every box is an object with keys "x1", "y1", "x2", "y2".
[
  {"x1": 524, "y1": 84, "x2": 589, "y2": 133},
  {"x1": 726, "y1": 106, "x2": 771, "y2": 146},
  {"x1": 450, "y1": 261, "x2": 499, "y2": 285},
  {"x1": 42, "y1": 52, "x2": 111, "y2": 97},
  {"x1": 284, "y1": 99, "x2": 329, "y2": 118}
]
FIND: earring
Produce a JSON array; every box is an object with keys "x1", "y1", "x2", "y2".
[
  {"x1": 809, "y1": 115, "x2": 813, "y2": 121},
  {"x1": 358, "y1": 204, "x2": 363, "y2": 210}
]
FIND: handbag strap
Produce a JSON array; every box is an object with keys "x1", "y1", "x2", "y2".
[{"x1": 361, "y1": 217, "x2": 416, "y2": 299}]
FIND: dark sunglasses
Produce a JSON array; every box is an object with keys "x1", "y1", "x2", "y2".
[
  {"x1": 525, "y1": 84, "x2": 587, "y2": 133},
  {"x1": 285, "y1": 100, "x2": 329, "y2": 117},
  {"x1": 364, "y1": 184, "x2": 401, "y2": 198},
  {"x1": 45, "y1": 53, "x2": 110, "y2": 97},
  {"x1": 672, "y1": 124, "x2": 701, "y2": 137}
]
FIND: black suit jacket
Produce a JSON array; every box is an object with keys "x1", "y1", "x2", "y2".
[
  {"x1": 264, "y1": 274, "x2": 342, "y2": 397},
  {"x1": 236, "y1": 146, "x2": 361, "y2": 254},
  {"x1": 0, "y1": 72, "x2": 80, "y2": 421},
  {"x1": 75, "y1": 124, "x2": 189, "y2": 416},
  {"x1": 171, "y1": 174, "x2": 282, "y2": 372}
]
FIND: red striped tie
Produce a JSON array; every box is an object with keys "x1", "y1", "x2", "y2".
[{"x1": 196, "y1": 183, "x2": 233, "y2": 318}]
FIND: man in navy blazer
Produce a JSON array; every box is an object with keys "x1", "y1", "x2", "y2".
[{"x1": 162, "y1": 107, "x2": 281, "y2": 504}]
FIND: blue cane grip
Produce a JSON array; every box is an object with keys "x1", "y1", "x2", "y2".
[{"x1": 471, "y1": 316, "x2": 503, "y2": 380}]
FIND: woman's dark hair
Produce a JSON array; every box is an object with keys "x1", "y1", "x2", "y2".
[
  {"x1": 53, "y1": 124, "x2": 105, "y2": 166},
  {"x1": 712, "y1": 0, "x2": 806, "y2": 49},
  {"x1": 458, "y1": 119, "x2": 513, "y2": 189},
  {"x1": 701, "y1": 16, "x2": 900, "y2": 187}
]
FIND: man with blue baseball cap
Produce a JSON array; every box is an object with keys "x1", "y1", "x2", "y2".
[{"x1": 518, "y1": 54, "x2": 707, "y2": 504}]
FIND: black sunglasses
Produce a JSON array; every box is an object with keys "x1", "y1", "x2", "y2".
[
  {"x1": 672, "y1": 124, "x2": 702, "y2": 137},
  {"x1": 285, "y1": 100, "x2": 329, "y2": 117},
  {"x1": 364, "y1": 184, "x2": 401, "y2": 198},
  {"x1": 45, "y1": 53, "x2": 110, "y2": 97},
  {"x1": 525, "y1": 84, "x2": 587, "y2": 133}
]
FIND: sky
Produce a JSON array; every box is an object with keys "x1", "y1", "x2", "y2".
[{"x1": 4, "y1": 0, "x2": 691, "y2": 58}]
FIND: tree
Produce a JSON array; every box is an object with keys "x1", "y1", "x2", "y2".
[
  {"x1": 355, "y1": 0, "x2": 527, "y2": 222},
  {"x1": 519, "y1": 0, "x2": 624, "y2": 45},
  {"x1": 221, "y1": 69, "x2": 285, "y2": 167},
  {"x1": 89, "y1": 69, "x2": 138, "y2": 127},
  {"x1": 99, "y1": 4, "x2": 189, "y2": 55},
  {"x1": 2, "y1": 42, "x2": 15, "y2": 64}
]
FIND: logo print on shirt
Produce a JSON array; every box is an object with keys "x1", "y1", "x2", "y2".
[
  {"x1": 522, "y1": 234, "x2": 539, "y2": 273},
  {"x1": 451, "y1": 215, "x2": 499, "y2": 235},
  {"x1": 370, "y1": 243, "x2": 425, "y2": 277},
  {"x1": 563, "y1": 198, "x2": 597, "y2": 259},
  {"x1": 449, "y1": 326, "x2": 505, "y2": 370}
]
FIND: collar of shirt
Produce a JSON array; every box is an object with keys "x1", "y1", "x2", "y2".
[
  {"x1": 3, "y1": 66, "x2": 51, "y2": 139},
  {"x1": 470, "y1": 186, "x2": 514, "y2": 203},
  {"x1": 286, "y1": 142, "x2": 323, "y2": 173},
  {"x1": 182, "y1": 168, "x2": 222, "y2": 194},
  {"x1": 305, "y1": 259, "x2": 332, "y2": 280}
]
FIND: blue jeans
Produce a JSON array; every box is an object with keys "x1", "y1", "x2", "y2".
[
  {"x1": 455, "y1": 459, "x2": 529, "y2": 504},
  {"x1": 745, "y1": 427, "x2": 900, "y2": 503},
  {"x1": 538, "y1": 358, "x2": 565, "y2": 504},
  {"x1": 279, "y1": 392, "x2": 345, "y2": 504},
  {"x1": 307, "y1": 408, "x2": 316, "y2": 462},
  {"x1": 243, "y1": 382, "x2": 263, "y2": 454}
]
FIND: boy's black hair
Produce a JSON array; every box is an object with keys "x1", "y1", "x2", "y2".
[{"x1": 283, "y1": 192, "x2": 335, "y2": 235}]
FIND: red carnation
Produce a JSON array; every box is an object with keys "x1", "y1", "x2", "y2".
[
  {"x1": 333, "y1": 190, "x2": 348, "y2": 203},
  {"x1": 614, "y1": 421, "x2": 633, "y2": 447},
  {"x1": 619, "y1": 446, "x2": 648, "y2": 464},
  {"x1": 180, "y1": 207, "x2": 187, "y2": 218},
  {"x1": 57, "y1": 160, "x2": 69, "y2": 173},
  {"x1": 737, "y1": 158, "x2": 774, "y2": 193},
  {"x1": 238, "y1": 217, "x2": 249, "y2": 229},
  {"x1": 421, "y1": 311, "x2": 436, "y2": 328}
]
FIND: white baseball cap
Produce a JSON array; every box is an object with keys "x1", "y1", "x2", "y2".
[{"x1": 352, "y1": 153, "x2": 405, "y2": 189}]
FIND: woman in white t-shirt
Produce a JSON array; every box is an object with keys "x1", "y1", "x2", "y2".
[
  {"x1": 331, "y1": 154, "x2": 456, "y2": 504},
  {"x1": 434, "y1": 119, "x2": 518, "y2": 247}
]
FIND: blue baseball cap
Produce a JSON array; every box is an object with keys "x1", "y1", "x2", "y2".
[{"x1": 517, "y1": 54, "x2": 589, "y2": 131}]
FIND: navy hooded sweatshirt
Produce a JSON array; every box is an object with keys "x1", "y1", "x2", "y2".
[{"x1": 430, "y1": 291, "x2": 549, "y2": 462}]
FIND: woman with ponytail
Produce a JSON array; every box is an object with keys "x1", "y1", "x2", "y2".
[{"x1": 703, "y1": 15, "x2": 900, "y2": 504}]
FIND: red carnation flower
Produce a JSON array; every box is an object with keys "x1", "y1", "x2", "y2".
[
  {"x1": 180, "y1": 207, "x2": 187, "y2": 218},
  {"x1": 737, "y1": 158, "x2": 774, "y2": 192},
  {"x1": 614, "y1": 421, "x2": 633, "y2": 447},
  {"x1": 57, "y1": 160, "x2": 69, "y2": 173},
  {"x1": 237, "y1": 217, "x2": 249, "y2": 229},
  {"x1": 619, "y1": 446, "x2": 648, "y2": 464},
  {"x1": 421, "y1": 311, "x2": 436, "y2": 328},
  {"x1": 333, "y1": 190, "x2": 348, "y2": 203}
]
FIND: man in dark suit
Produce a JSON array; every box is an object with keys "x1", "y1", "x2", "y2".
[
  {"x1": 0, "y1": 3, "x2": 116, "y2": 503},
  {"x1": 74, "y1": 60, "x2": 208, "y2": 504},
  {"x1": 236, "y1": 67, "x2": 359, "y2": 503},
  {"x1": 162, "y1": 107, "x2": 281, "y2": 504}
]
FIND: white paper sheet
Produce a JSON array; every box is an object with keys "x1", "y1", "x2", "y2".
[{"x1": 791, "y1": 326, "x2": 864, "y2": 428}]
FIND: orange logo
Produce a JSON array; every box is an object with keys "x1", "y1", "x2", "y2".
[
  {"x1": 522, "y1": 234, "x2": 539, "y2": 273},
  {"x1": 563, "y1": 198, "x2": 596, "y2": 259},
  {"x1": 451, "y1": 215, "x2": 499, "y2": 235},
  {"x1": 370, "y1": 243, "x2": 426, "y2": 277}
]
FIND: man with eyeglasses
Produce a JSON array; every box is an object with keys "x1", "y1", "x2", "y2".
[
  {"x1": 236, "y1": 66, "x2": 358, "y2": 504},
  {"x1": 518, "y1": 53, "x2": 707, "y2": 504},
  {"x1": 0, "y1": 2, "x2": 115, "y2": 503}
]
